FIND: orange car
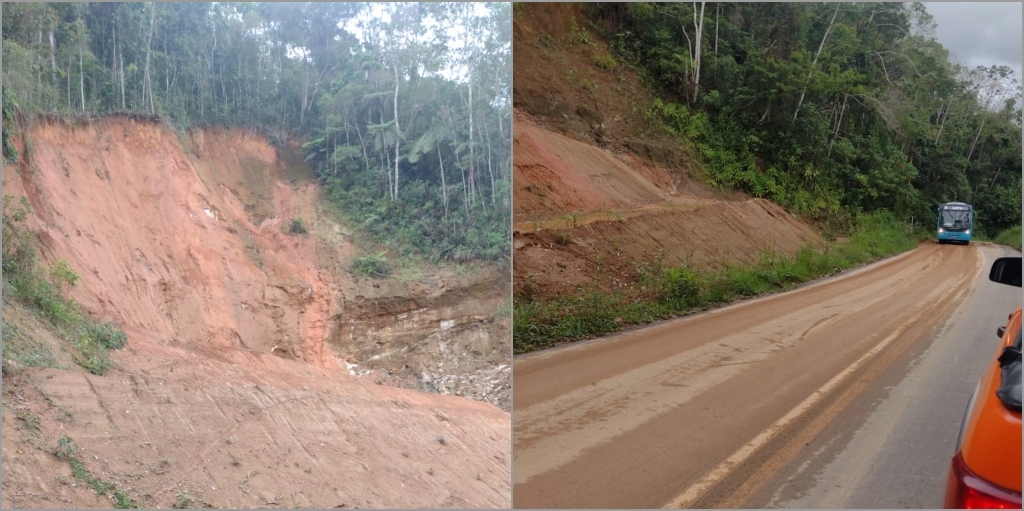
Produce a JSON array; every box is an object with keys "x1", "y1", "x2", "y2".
[{"x1": 944, "y1": 256, "x2": 1022, "y2": 509}]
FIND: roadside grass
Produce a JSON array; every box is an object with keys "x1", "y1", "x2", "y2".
[
  {"x1": 993, "y1": 225, "x2": 1022, "y2": 251},
  {"x1": 3, "y1": 195, "x2": 127, "y2": 375},
  {"x1": 514, "y1": 212, "x2": 921, "y2": 353},
  {"x1": 54, "y1": 436, "x2": 139, "y2": 508}
]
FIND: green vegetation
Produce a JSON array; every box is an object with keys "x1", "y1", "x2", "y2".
[
  {"x1": 591, "y1": 53, "x2": 618, "y2": 72},
  {"x1": 514, "y1": 212, "x2": 922, "y2": 353},
  {"x1": 113, "y1": 490, "x2": 140, "y2": 509},
  {"x1": 53, "y1": 436, "x2": 135, "y2": 506},
  {"x1": 351, "y1": 251, "x2": 392, "y2": 279},
  {"x1": 2, "y1": 2, "x2": 511, "y2": 265},
  {"x1": 173, "y1": 491, "x2": 194, "y2": 509},
  {"x1": 288, "y1": 217, "x2": 308, "y2": 235},
  {"x1": 578, "y1": 2, "x2": 1021, "y2": 239},
  {"x1": 3, "y1": 196, "x2": 127, "y2": 375},
  {"x1": 993, "y1": 225, "x2": 1023, "y2": 251}
]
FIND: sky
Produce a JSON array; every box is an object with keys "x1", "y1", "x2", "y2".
[
  {"x1": 924, "y1": 2, "x2": 1023, "y2": 81},
  {"x1": 342, "y1": 3, "x2": 495, "y2": 83}
]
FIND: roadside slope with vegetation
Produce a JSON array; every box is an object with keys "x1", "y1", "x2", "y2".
[
  {"x1": 595, "y1": 2, "x2": 1020, "y2": 237},
  {"x1": 3, "y1": 2, "x2": 510, "y2": 263},
  {"x1": 512, "y1": 2, "x2": 1021, "y2": 353},
  {"x1": 2, "y1": 4, "x2": 514, "y2": 508}
]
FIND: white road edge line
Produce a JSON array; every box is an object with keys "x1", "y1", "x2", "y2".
[{"x1": 662, "y1": 248, "x2": 982, "y2": 509}]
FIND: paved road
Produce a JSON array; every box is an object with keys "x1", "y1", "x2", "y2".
[{"x1": 512, "y1": 242, "x2": 1021, "y2": 509}]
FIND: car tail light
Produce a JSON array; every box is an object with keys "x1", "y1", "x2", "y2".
[{"x1": 945, "y1": 452, "x2": 1023, "y2": 508}]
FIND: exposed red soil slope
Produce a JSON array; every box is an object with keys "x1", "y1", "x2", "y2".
[
  {"x1": 512, "y1": 3, "x2": 822, "y2": 303},
  {"x1": 1, "y1": 116, "x2": 510, "y2": 508}
]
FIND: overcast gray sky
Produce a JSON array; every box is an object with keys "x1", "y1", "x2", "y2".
[{"x1": 924, "y1": 2, "x2": 1023, "y2": 81}]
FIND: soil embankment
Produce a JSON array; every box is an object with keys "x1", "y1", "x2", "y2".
[
  {"x1": 1, "y1": 116, "x2": 510, "y2": 509},
  {"x1": 512, "y1": 4, "x2": 821, "y2": 303}
]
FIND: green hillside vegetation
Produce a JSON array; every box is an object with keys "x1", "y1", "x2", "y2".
[
  {"x1": 585, "y1": 2, "x2": 1021, "y2": 238},
  {"x1": 2, "y1": 2, "x2": 511, "y2": 263}
]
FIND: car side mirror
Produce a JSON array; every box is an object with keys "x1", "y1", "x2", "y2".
[
  {"x1": 989, "y1": 257, "x2": 1022, "y2": 288},
  {"x1": 998, "y1": 326, "x2": 1006, "y2": 339}
]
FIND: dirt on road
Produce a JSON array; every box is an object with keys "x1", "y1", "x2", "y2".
[
  {"x1": 2, "y1": 116, "x2": 510, "y2": 509},
  {"x1": 512, "y1": 243, "x2": 987, "y2": 509}
]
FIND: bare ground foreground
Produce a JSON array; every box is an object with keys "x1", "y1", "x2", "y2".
[
  {"x1": 1, "y1": 117, "x2": 510, "y2": 509},
  {"x1": 513, "y1": 243, "x2": 1021, "y2": 509}
]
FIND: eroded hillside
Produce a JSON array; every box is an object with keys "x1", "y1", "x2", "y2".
[
  {"x1": 512, "y1": 4, "x2": 822, "y2": 302},
  {"x1": 1, "y1": 116, "x2": 510, "y2": 509}
]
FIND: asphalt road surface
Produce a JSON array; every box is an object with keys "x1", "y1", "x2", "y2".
[{"x1": 512, "y1": 242, "x2": 1022, "y2": 509}]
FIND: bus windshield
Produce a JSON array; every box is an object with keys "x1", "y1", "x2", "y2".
[{"x1": 940, "y1": 208, "x2": 971, "y2": 231}]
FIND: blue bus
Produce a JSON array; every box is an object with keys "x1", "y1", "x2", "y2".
[{"x1": 937, "y1": 202, "x2": 973, "y2": 245}]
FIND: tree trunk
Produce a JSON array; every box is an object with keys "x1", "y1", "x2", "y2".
[
  {"x1": 392, "y1": 63, "x2": 401, "y2": 202},
  {"x1": 79, "y1": 47, "x2": 85, "y2": 112},
  {"x1": 793, "y1": 3, "x2": 840, "y2": 122},
  {"x1": 485, "y1": 109, "x2": 495, "y2": 204},
  {"x1": 692, "y1": 2, "x2": 706, "y2": 104},
  {"x1": 468, "y1": 70, "x2": 477, "y2": 206},
  {"x1": 827, "y1": 93, "x2": 848, "y2": 157},
  {"x1": 437, "y1": 144, "x2": 449, "y2": 223},
  {"x1": 355, "y1": 123, "x2": 371, "y2": 174},
  {"x1": 964, "y1": 118, "x2": 985, "y2": 170},
  {"x1": 935, "y1": 99, "x2": 950, "y2": 146},
  {"x1": 143, "y1": 2, "x2": 156, "y2": 114},
  {"x1": 49, "y1": 29, "x2": 57, "y2": 85},
  {"x1": 68, "y1": 53, "x2": 73, "y2": 110},
  {"x1": 714, "y1": 3, "x2": 719, "y2": 54}
]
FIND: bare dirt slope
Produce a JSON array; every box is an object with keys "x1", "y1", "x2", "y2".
[
  {"x1": 512, "y1": 4, "x2": 820, "y2": 302},
  {"x1": 1, "y1": 116, "x2": 510, "y2": 508},
  {"x1": 513, "y1": 243, "x2": 993, "y2": 509}
]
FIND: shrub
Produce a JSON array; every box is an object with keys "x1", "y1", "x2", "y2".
[
  {"x1": 994, "y1": 225, "x2": 1022, "y2": 251},
  {"x1": 592, "y1": 53, "x2": 618, "y2": 71},
  {"x1": 352, "y1": 251, "x2": 391, "y2": 279},
  {"x1": 288, "y1": 217, "x2": 308, "y2": 234}
]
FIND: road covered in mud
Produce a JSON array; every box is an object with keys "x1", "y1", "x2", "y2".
[{"x1": 512, "y1": 242, "x2": 1020, "y2": 509}]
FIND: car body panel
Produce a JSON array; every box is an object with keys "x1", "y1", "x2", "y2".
[{"x1": 959, "y1": 307, "x2": 1022, "y2": 494}]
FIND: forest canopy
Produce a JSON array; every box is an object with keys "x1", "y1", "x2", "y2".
[
  {"x1": 2, "y1": 2, "x2": 511, "y2": 263},
  {"x1": 588, "y1": 2, "x2": 1021, "y2": 237}
]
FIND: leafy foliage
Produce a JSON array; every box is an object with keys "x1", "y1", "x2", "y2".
[
  {"x1": 581, "y1": 2, "x2": 1021, "y2": 238},
  {"x1": 351, "y1": 251, "x2": 392, "y2": 279},
  {"x1": 2, "y1": 2, "x2": 511, "y2": 264}
]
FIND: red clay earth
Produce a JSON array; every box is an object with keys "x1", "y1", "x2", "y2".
[
  {"x1": 1, "y1": 116, "x2": 510, "y2": 508},
  {"x1": 512, "y1": 4, "x2": 822, "y2": 303}
]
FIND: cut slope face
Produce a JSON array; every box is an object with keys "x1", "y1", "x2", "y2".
[
  {"x1": 1, "y1": 116, "x2": 509, "y2": 508},
  {"x1": 513, "y1": 115, "x2": 821, "y2": 301},
  {"x1": 512, "y1": 4, "x2": 822, "y2": 304}
]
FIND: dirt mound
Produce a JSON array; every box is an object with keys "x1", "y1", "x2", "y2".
[
  {"x1": 1, "y1": 116, "x2": 509, "y2": 508},
  {"x1": 514, "y1": 199, "x2": 822, "y2": 301}
]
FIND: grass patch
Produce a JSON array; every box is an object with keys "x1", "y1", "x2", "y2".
[
  {"x1": 3, "y1": 195, "x2": 128, "y2": 375},
  {"x1": 16, "y1": 410, "x2": 41, "y2": 433},
  {"x1": 113, "y1": 490, "x2": 140, "y2": 509},
  {"x1": 351, "y1": 251, "x2": 391, "y2": 279},
  {"x1": 993, "y1": 225, "x2": 1022, "y2": 251},
  {"x1": 55, "y1": 436, "x2": 130, "y2": 503},
  {"x1": 173, "y1": 491, "x2": 194, "y2": 509},
  {"x1": 592, "y1": 53, "x2": 618, "y2": 71},
  {"x1": 2, "y1": 323, "x2": 59, "y2": 369},
  {"x1": 514, "y1": 212, "x2": 920, "y2": 353}
]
